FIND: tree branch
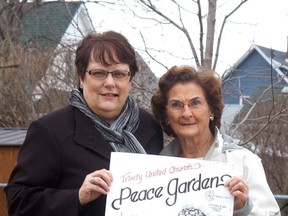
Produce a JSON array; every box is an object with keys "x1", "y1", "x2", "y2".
[{"x1": 213, "y1": 0, "x2": 249, "y2": 70}]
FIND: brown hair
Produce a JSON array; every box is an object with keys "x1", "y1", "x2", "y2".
[
  {"x1": 75, "y1": 31, "x2": 138, "y2": 87},
  {"x1": 151, "y1": 65, "x2": 224, "y2": 137}
]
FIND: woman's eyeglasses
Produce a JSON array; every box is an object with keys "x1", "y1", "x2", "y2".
[
  {"x1": 86, "y1": 69, "x2": 131, "y2": 81},
  {"x1": 166, "y1": 98, "x2": 205, "y2": 112}
]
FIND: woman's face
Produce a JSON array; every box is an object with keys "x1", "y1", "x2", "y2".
[
  {"x1": 80, "y1": 59, "x2": 131, "y2": 124},
  {"x1": 166, "y1": 81, "x2": 212, "y2": 139}
]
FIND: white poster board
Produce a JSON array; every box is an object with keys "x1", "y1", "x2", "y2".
[{"x1": 105, "y1": 152, "x2": 234, "y2": 216}]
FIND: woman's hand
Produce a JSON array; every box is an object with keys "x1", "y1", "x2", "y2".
[
  {"x1": 78, "y1": 169, "x2": 113, "y2": 205},
  {"x1": 225, "y1": 176, "x2": 249, "y2": 210}
]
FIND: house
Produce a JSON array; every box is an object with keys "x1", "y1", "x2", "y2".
[
  {"x1": 18, "y1": 2, "x2": 93, "y2": 50},
  {"x1": 0, "y1": 1, "x2": 96, "y2": 126},
  {"x1": 18, "y1": 1, "x2": 95, "y2": 99},
  {"x1": 221, "y1": 44, "x2": 288, "y2": 130},
  {"x1": 16, "y1": 1, "x2": 158, "y2": 112}
]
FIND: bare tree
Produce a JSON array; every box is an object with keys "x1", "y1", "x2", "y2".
[
  {"x1": 0, "y1": 1, "x2": 160, "y2": 127},
  {"x1": 1, "y1": 1, "x2": 287, "y2": 212},
  {"x1": 116, "y1": 1, "x2": 288, "y2": 208},
  {"x1": 0, "y1": 43, "x2": 77, "y2": 127},
  {"x1": 227, "y1": 78, "x2": 288, "y2": 212},
  {"x1": 119, "y1": 0, "x2": 248, "y2": 71},
  {"x1": 0, "y1": 1, "x2": 79, "y2": 127}
]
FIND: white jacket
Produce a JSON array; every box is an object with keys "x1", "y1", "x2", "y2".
[{"x1": 160, "y1": 129, "x2": 281, "y2": 216}]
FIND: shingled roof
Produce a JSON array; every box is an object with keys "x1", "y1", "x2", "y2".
[{"x1": 18, "y1": 1, "x2": 82, "y2": 50}]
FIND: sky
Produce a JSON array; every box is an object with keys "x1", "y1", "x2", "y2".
[{"x1": 86, "y1": 0, "x2": 288, "y2": 77}]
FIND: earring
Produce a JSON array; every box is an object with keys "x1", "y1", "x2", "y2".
[
  {"x1": 209, "y1": 116, "x2": 214, "y2": 121},
  {"x1": 165, "y1": 120, "x2": 170, "y2": 125}
]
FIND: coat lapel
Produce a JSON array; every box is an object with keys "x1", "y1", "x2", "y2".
[
  {"x1": 73, "y1": 108, "x2": 113, "y2": 160},
  {"x1": 134, "y1": 115, "x2": 157, "y2": 149},
  {"x1": 72, "y1": 108, "x2": 156, "y2": 158}
]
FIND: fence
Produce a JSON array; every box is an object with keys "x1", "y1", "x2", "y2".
[
  {"x1": 0, "y1": 143, "x2": 19, "y2": 216},
  {"x1": 0, "y1": 185, "x2": 7, "y2": 216},
  {"x1": 1, "y1": 139, "x2": 288, "y2": 215}
]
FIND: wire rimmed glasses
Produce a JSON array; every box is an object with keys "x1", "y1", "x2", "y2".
[{"x1": 166, "y1": 98, "x2": 206, "y2": 113}]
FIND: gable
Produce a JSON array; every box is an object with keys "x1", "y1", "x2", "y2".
[
  {"x1": 222, "y1": 47, "x2": 288, "y2": 105},
  {"x1": 221, "y1": 44, "x2": 288, "y2": 130},
  {"x1": 18, "y1": 2, "x2": 82, "y2": 50},
  {"x1": 257, "y1": 45, "x2": 288, "y2": 67}
]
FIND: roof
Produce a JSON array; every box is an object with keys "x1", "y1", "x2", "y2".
[
  {"x1": 0, "y1": 128, "x2": 27, "y2": 146},
  {"x1": 18, "y1": 1, "x2": 82, "y2": 50},
  {"x1": 222, "y1": 44, "x2": 288, "y2": 83}
]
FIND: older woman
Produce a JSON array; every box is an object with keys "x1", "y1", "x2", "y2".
[
  {"x1": 151, "y1": 65, "x2": 280, "y2": 215},
  {"x1": 5, "y1": 31, "x2": 163, "y2": 216}
]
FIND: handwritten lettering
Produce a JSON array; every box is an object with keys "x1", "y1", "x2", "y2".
[
  {"x1": 169, "y1": 162, "x2": 201, "y2": 174},
  {"x1": 145, "y1": 168, "x2": 166, "y2": 178},
  {"x1": 166, "y1": 174, "x2": 231, "y2": 206},
  {"x1": 111, "y1": 186, "x2": 164, "y2": 210},
  {"x1": 111, "y1": 173, "x2": 231, "y2": 210},
  {"x1": 120, "y1": 172, "x2": 143, "y2": 184}
]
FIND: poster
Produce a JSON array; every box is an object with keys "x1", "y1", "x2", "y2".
[{"x1": 105, "y1": 152, "x2": 234, "y2": 216}]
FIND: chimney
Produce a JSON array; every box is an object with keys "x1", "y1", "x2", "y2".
[{"x1": 286, "y1": 36, "x2": 288, "y2": 63}]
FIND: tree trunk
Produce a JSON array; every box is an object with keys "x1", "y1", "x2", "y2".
[{"x1": 204, "y1": 0, "x2": 217, "y2": 69}]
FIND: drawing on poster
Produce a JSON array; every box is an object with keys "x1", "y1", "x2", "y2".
[{"x1": 178, "y1": 207, "x2": 206, "y2": 216}]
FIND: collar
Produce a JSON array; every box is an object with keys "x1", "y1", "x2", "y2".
[{"x1": 160, "y1": 127, "x2": 242, "y2": 157}]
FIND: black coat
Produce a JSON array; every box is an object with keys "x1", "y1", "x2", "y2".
[{"x1": 5, "y1": 105, "x2": 163, "y2": 216}]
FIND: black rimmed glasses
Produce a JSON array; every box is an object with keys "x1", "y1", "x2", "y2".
[
  {"x1": 86, "y1": 69, "x2": 131, "y2": 81},
  {"x1": 166, "y1": 98, "x2": 206, "y2": 112}
]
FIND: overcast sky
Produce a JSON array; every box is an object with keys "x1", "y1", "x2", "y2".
[{"x1": 86, "y1": 0, "x2": 288, "y2": 77}]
